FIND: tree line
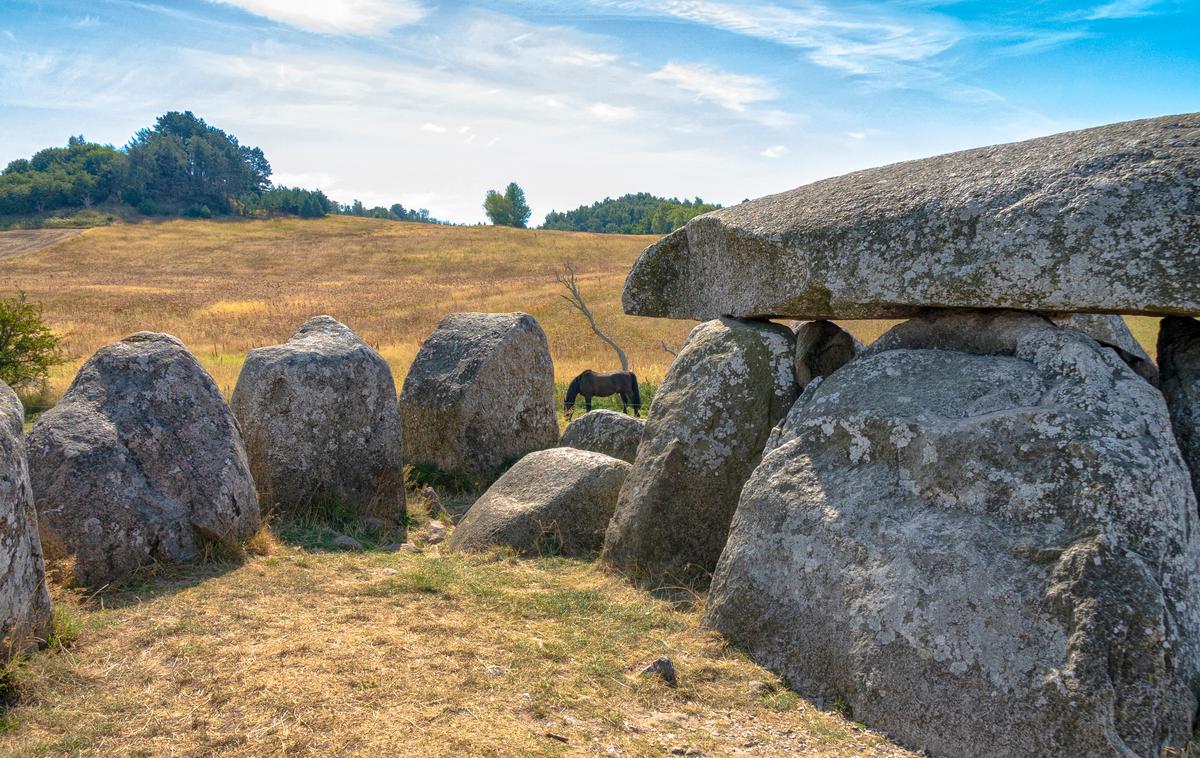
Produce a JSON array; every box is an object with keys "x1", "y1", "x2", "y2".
[
  {"x1": 0, "y1": 111, "x2": 449, "y2": 225},
  {"x1": 540, "y1": 192, "x2": 720, "y2": 234}
]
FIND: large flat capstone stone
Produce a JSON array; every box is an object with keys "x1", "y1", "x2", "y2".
[{"x1": 623, "y1": 114, "x2": 1200, "y2": 320}]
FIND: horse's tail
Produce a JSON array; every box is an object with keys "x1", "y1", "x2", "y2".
[
  {"x1": 629, "y1": 371, "x2": 641, "y2": 410},
  {"x1": 564, "y1": 374, "x2": 581, "y2": 408}
]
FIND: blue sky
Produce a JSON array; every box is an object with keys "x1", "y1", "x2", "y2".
[{"x1": 1, "y1": 0, "x2": 1197, "y2": 224}]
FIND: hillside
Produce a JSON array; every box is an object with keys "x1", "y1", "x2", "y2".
[{"x1": 0, "y1": 217, "x2": 693, "y2": 401}]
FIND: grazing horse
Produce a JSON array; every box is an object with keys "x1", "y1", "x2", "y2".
[{"x1": 564, "y1": 370, "x2": 641, "y2": 420}]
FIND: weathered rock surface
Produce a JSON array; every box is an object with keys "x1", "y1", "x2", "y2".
[
  {"x1": 27, "y1": 333, "x2": 260, "y2": 589},
  {"x1": 0, "y1": 381, "x2": 23, "y2": 436},
  {"x1": 1159, "y1": 316, "x2": 1200, "y2": 500},
  {"x1": 559, "y1": 409, "x2": 645, "y2": 463},
  {"x1": 0, "y1": 383, "x2": 51, "y2": 662},
  {"x1": 231, "y1": 316, "x2": 404, "y2": 520},
  {"x1": 1052, "y1": 313, "x2": 1158, "y2": 384},
  {"x1": 602, "y1": 318, "x2": 796, "y2": 587},
  {"x1": 448, "y1": 447, "x2": 629, "y2": 557},
  {"x1": 624, "y1": 114, "x2": 1200, "y2": 320},
  {"x1": 704, "y1": 310, "x2": 1200, "y2": 757},
  {"x1": 401, "y1": 312, "x2": 558, "y2": 477},
  {"x1": 791, "y1": 320, "x2": 861, "y2": 388}
]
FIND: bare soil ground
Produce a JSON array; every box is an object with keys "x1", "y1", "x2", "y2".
[{"x1": 0, "y1": 230, "x2": 84, "y2": 261}]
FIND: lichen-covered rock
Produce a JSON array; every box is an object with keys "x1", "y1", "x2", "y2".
[
  {"x1": 559, "y1": 409, "x2": 644, "y2": 463},
  {"x1": 1159, "y1": 316, "x2": 1200, "y2": 500},
  {"x1": 231, "y1": 316, "x2": 404, "y2": 520},
  {"x1": 27, "y1": 333, "x2": 260, "y2": 589},
  {"x1": 1052, "y1": 313, "x2": 1158, "y2": 384},
  {"x1": 0, "y1": 383, "x2": 51, "y2": 662},
  {"x1": 601, "y1": 318, "x2": 796, "y2": 587},
  {"x1": 624, "y1": 114, "x2": 1200, "y2": 321},
  {"x1": 0, "y1": 380, "x2": 23, "y2": 436},
  {"x1": 401, "y1": 312, "x2": 558, "y2": 477},
  {"x1": 791, "y1": 320, "x2": 861, "y2": 388},
  {"x1": 704, "y1": 310, "x2": 1200, "y2": 758},
  {"x1": 449, "y1": 447, "x2": 629, "y2": 557}
]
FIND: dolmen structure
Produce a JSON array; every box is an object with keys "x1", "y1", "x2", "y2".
[{"x1": 604, "y1": 113, "x2": 1200, "y2": 757}]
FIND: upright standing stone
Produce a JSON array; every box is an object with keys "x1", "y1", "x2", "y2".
[
  {"x1": 27, "y1": 333, "x2": 260, "y2": 589},
  {"x1": 0, "y1": 380, "x2": 50, "y2": 663},
  {"x1": 623, "y1": 114, "x2": 1200, "y2": 321},
  {"x1": 705, "y1": 311, "x2": 1200, "y2": 757},
  {"x1": 0, "y1": 380, "x2": 23, "y2": 436},
  {"x1": 231, "y1": 316, "x2": 404, "y2": 520},
  {"x1": 791, "y1": 320, "x2": 861, "y2": 388},
  {"x1": 1159, "y1": 316, "x2": 1200, "y2": 499},
  {"x1": 601, "y1": 318, "x2": 796, "y2": 587},
  {"x1": 401, "y1": 313, "x2": 558, "y2": 478}
]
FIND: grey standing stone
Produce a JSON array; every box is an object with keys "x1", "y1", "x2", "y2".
[
  {"x1": 1159, "y1": 316, "x2": 1200, "y2": 500},
  {"x1": 0, "y1": 380, "x2": 23, "y2": 436},
  {"x1": 449, "y1": 447, "x2": 628, "y2": 557},
  {"x1": 601, "y1": 318, "x2": 797, "y2": 588},
  {"x1": 705, "y1": 310, "x2": 1200, "y2": 758},
  {"x1": 401, "y1": 312, "x2": 558, "y2": 478},
  {"x1": 231, "y1": 316, "x2": 404, "y2": 520},
  {"x1": 0, "y1": 380, "x2": 50, "y2": 662},
  {"x1": 27, "y1": 333, "x2": 260, "y2": 589},
  {"x1": 623, "y1": 114, "x2": 1200, "y2": 321},
  {"x1": 790, "y1": 320, "x2": 861, "y2": 388},
  {"x1": 559, "y1": 409, "x2": 644, "y2": 463}
]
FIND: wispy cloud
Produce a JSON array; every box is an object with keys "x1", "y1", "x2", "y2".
[
  {"x1": 590, "y1": 0, "x2": 960, "y2": 76},
  {"x1": 650, "y1": 61, "x2": 775, "y2": 112},
  {"x1": 70, "y1": 15, "x2": 102, "y2": 29},
  {"x1": 1082, "y1": 0, "x2": 1162, "y2": 20},
  {"x1": 421, "y1": 123, "x2": 446, "y2": 133},
  {"x1": 760, "y1": 145, "x2": 788, "y2": 158},
  {"x1": 206, "y1": 0, "x2": 427, "y2": 35}
]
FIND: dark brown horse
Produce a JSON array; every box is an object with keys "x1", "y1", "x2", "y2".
[{"x1": 564, "y1": 370, "x2": 641, "y2": 420}]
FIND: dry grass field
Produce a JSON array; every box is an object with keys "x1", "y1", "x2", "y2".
[
  {"x1": 0, "y1": 544, "x2": 917, "y2": 757},
  {"x1": 0, "y1": 217, "x2": 695, "y2": 403}
]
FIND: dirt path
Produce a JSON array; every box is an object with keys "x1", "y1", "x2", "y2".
[{"x1": 0, "y1": 228, "x2": 84, "y2": 260}]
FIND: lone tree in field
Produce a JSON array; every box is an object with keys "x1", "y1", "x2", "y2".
[
  {"x1": 556, "y1": 262, "x2": 629, "y2": 371},
  {"x1": 0, "y1": 292, "x2": 63, "y2": 391},
  {"x1": 483, "y1": 182, "x2": 532, "y2": 228}
]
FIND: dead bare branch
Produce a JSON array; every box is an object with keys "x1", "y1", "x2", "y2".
[
  {"x1": 658, "y1": 340, "x2": 678, "y2": 357},
  {"x1": 556, "y1": 262, "x2": 629, "y2": 372}
]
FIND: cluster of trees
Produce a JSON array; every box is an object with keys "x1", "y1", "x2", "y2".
[
  {"x1": 338, "y1": 200, "x2": 449, "y2": 225},
  {"x1": 483, "y1": 182, "x2": 532, "y2": 228},
  {"x1": 542, "y1": 193, "x2": 720, "y2": 234},
  {"x1": 0, "y1": 112, "x2": 281, "y2": 219}
]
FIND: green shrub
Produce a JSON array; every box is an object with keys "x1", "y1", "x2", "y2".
[{"x1": 0, "y1": 293, "x2": 63, "y2": 392}]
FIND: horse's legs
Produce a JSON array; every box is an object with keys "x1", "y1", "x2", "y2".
[
  {"x1": 618, "y1": 390, "x2": 629, "y2": 414},
  {"x1": 584, "y1": 394, "x2": 592, "y2": 412}
]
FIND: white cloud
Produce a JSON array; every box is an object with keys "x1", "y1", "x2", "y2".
[
  {"x1": 760, "y1": 145, "x2": 788, "y2": 159},
  {"x1": 421, "y1": 122, "x2": 446, "y2": 133},
  {"x1": 589, "y1": 102, "x2": 636, "y2": 122},
  {"x1": 1, "y1": 30, "x2": 15, "y2": 43},
  {"x1": 206, "y1": 0, "x2": 426, "y2": 35},
  {"x1": 1083, "y1": 0, "x2": 1162, "y2": 19},
  {"x1": 650, "y1": 62, "x2": 775, "y2": 112},
  {"x1": 70, "y1": 15, "x2": 102, "y2": 29}
]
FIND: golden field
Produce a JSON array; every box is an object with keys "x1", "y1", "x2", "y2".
[{"x1": 0, "y1": 217, "x2": 692, "y2": 401}]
